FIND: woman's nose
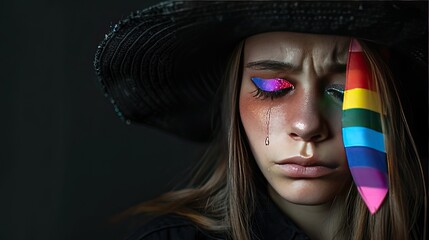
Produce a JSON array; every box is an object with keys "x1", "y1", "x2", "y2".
[{"x1": 287, "y1": 89, "x2": 329, "y2": 142}]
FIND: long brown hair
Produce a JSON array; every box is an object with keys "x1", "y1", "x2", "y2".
[{"x1": 122, "y1": 39, "x2": 427, "y2": 240}]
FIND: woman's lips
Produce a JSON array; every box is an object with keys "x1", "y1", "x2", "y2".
[{"x1": 275, "y1": 157, "x2": 336, "y2": 178}]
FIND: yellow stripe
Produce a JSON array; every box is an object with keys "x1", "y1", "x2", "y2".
[{"x1": 342, "y1": 88, "x2": 382, "y2": 113}]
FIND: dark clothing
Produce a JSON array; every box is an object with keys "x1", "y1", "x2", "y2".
[{"x1": 126, "y1": 198, "x2": 310, "y2": 240}]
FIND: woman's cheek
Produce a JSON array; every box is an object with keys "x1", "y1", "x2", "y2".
[
  {"x1": 239, "y1": 94, "x2": 274, "y2": 165},
  {"x1": 239, "y1": 95, "x2": 265, "y2": 139}
]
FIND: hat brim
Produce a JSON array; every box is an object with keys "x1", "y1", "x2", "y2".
[{"x1": 94, "y1": 1, "x2": 428, "y2": 142}]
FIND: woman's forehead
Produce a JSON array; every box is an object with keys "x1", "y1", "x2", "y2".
[{"x1": 244, "y1": 32, "x2": 350, "y2": 65}]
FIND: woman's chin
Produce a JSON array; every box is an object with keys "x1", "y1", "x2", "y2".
[{"x1": 268, "y1": 179, "x2": 349, "y2": 206}]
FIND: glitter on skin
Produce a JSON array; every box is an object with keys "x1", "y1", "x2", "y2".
[{"x1": 251, "y1": 77, "x2": 294, "y2": 92}]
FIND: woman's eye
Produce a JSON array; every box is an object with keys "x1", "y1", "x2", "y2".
[
  {"x1": 325, "y1": 84, "x2": 345, "y2": 103},
  {"x1": 251, "y1": 77, "x2": 294, "y2": 100}
]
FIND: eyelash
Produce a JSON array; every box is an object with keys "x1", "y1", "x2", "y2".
[
  {"x1": 325, "y1": 85, "x2": 345, "y2": 103},
  {"x1": 252, "y1": 88, "x2": 292, "y2": 100}
]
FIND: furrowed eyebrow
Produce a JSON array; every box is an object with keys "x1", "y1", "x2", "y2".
[
  {"x1": 245, "y1": 60, "x2": 297, "y2": 71},
  {"x1": 245, "y1": 60, "x2": 346, "y2": 73}
]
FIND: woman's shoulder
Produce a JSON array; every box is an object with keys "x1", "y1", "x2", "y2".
[{"x1": 125, "y1": 214, "x2": 224, "y2": 240}]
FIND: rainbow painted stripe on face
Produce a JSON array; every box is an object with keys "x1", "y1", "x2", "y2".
[
  {"x1": 342, "y1": 39, "x2": 388, "y2": 214},
  {"x1": 251, "y1": 77, "x2": 294, "y2": 92}
]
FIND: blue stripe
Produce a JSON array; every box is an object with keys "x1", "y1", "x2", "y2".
[
  {"x1": 345, "y1": 146, "x2": 387, "y2": 173},
  {"x1": 342, "y1": 126, "x2": 385, "y2": 153}
]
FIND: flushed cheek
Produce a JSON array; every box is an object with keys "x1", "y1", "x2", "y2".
[
  {"x1": 267, "y1": 105, "x2": 294, "y2": 139},
  {"x1": 239, "y1": 98, "x2": 266, "y2": 140},
  {"x1": 239, "y1": 94, "x2": 273, "y2": 161}
]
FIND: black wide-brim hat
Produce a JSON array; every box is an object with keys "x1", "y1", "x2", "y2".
[{"x1": 94, "y1": 1, "x2": 428, "y2": 151}]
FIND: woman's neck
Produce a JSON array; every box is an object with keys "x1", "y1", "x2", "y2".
[{"x1": 268, "y1": 186, "x2": 344, "y2": 240}]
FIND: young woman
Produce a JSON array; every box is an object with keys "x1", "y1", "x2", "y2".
[{"x1": 95, "y1": 2, "x2": 427, "y2": 239}]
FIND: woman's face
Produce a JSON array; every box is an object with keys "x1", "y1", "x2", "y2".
[{"x1": 239, "y1": 32, "x2": 351, "y2": 205}]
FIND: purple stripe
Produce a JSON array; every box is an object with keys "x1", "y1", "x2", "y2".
[
  {"x1": 350, "y1": 167, "x2": 388, "y2": 188},
  {"x1": 345, "y1": 146, "x2": 387, "y2": 173}
]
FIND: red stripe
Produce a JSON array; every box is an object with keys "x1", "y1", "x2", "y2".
[{"x1": 346, "y1": 52, "x2": 375, "y2": 91}]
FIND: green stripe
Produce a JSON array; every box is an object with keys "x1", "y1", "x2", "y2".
[{"x1": 342, "y1": 108, "x2": 382, "y2": 133}]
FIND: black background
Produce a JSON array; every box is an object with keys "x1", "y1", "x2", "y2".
[{"x1": 1, "y1": 1, "x2": 206, "y2": 239}]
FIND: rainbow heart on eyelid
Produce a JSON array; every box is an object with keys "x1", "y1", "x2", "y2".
[{"x1": 251, "y1": 77, "x2": 294, "y2": 92}]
